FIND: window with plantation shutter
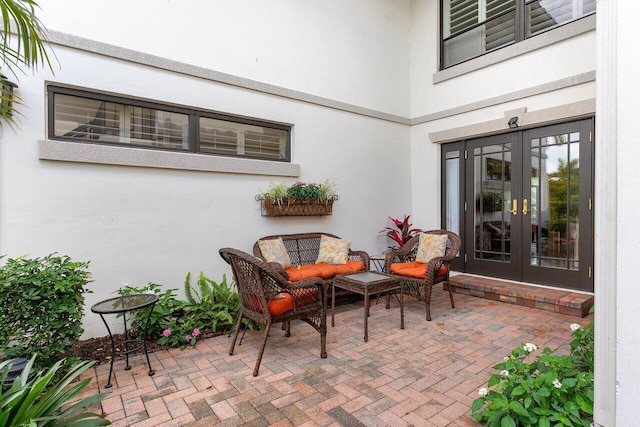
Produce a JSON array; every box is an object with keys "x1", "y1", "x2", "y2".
[
  {"x1": 441, "y1": 0, "x2": 595, "y2": 69},
  {"x1": 198, "y1": 117, "x2": 287, "y2": 160},
  {"x1": 48, "y1": 86, "x2": 291, "y2": 162}
]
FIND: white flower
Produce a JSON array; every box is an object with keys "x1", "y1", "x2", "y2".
[
  {"x1": 500, "y1": 370, "x2": 510, "y2": 378},
  {"x1": 504, "y1": 356, "x2": 509, "y2": 361},
  {"x1": 570, "y1": 323, "x2": 581, "y2": 332},
  {"x1": 553, "y1": 379, "x2": 562, "y2": 389},
  {"x1": 523, "y1": 343, "x2": 538, "y2": 353},
  {"x1": 478, "y1": 387, "x2": 488, "y2": 397}
]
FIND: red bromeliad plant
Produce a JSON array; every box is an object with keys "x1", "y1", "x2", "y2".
[{"x1": 381, "y1": 214, "x2": 422, "y2": 249}]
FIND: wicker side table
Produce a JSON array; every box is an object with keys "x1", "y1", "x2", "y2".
[
  {"x1": 91, "y1": 293, "x2": 159, "y2": 388},
  {"x1": 332, "y1": 271, "x2": 404, "y2": 342}
]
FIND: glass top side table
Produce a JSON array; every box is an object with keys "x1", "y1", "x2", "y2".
[{"x1": 91, "y1": 293, "x2": 159, "y2": 388}]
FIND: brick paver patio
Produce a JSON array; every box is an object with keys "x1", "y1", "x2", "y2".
[{"x1": 78, "y1": 287, "x2": 592, "y2": 426}]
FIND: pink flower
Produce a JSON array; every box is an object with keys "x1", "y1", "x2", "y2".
[
  {"x1": 162, "y1": 329, "x2": 171, "y2": 337},
  {"x1": 185, "y1": 335, "x2": 192, "y2": 342},
  {"x1": 192, "y1": 328, "x2": 201, "y2": 337}
]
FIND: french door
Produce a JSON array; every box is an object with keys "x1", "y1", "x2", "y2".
[{"x1": 442, "y1": 119, "x2": 593, "y2": 292}]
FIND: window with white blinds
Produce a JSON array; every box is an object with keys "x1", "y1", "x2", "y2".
[
  {"x1": 442, "y1": 0, "x2": 595, "y2": 69},
  {"x1": 48, "y1": 86, "x2": 291, "y2": 162},
  {"x1": 199, "y1": 118, "x2": 287, "y2": 161}
]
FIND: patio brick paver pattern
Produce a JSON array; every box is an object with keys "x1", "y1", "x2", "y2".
[{"x1": 77, "y1": 287, "x2": 591, "y2": 426}]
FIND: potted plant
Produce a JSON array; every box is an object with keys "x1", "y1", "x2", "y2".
[
  {"x1": 380, "y1": 214, "x2": 422, "y2": 250},
  {"x1": 256, "y1": 180, "x2": 339, "y2": 216}
]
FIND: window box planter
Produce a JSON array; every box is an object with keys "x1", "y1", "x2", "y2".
[{"x1": 256, "y1": 195, "x2": 338, "y2": 217}]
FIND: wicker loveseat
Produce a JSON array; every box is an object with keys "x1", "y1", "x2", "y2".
[
  {"x1": 383, "y1": 230, "x2": 461, "y2": 321},
  {"x1": 253, "y1": 232, "x2": 370, "y2": 301}
]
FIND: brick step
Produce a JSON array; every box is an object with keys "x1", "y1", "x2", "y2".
[{"x1": 447, "y1": 274, "x2": 594, "y2": 318}]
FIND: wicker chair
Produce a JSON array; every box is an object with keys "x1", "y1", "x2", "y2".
[
  {"x1": 219, "y1": 247, "x2": 327, "y2": 377},
  {"x1": 383, "y1": 230, "x2": 461, "y2": 321}
]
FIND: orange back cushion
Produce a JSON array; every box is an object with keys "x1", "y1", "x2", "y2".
[{"x1": 285, "y1": 263, "x2": 334, "y2": 281}]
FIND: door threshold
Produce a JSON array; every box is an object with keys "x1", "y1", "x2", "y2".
[{"x1": 447, "y1": 273, "x2": 593, "y2": 318}]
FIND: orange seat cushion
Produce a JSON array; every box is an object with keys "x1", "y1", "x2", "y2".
[
  {"x1": 244, "y1": 292, "x2": 295, "y2": 315},
  {"x1": 285, "y1": 261, "x2": 366, "y2": 282},
  {"x1": 267, "y1": 293, "x2": 294, "y2": 315},
  {"x1": 285, "y1": 263, "x2": 336, "y2": 281},
  {"x1": 390, "y1": 262, "x2": 448, "y2": 279}
]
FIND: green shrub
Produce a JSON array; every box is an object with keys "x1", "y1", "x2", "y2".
[
  {"x1": 0, "y1": 356, "x2": 110, "y2": 426},
  {"x1": 116, "y1": 273, "x2": 247, "y2": 349},
  {"x1": 183, "y1": 272, "x2": 239, "y2": 333},
  {"x1": 157, "y1": 317, "x2": 202, "y2": 349},
  {"x1": 0, "y1": 254, "x2": 92, "y2": 368},
  {"x1": 472, "y1": 321, "x2": 594, "y2": 426}
]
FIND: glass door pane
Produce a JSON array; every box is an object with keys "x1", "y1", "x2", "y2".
[
  {"x1": 445, "y1": 151, "x2": 461, "y2": 236},
  {"x1": 529, "y1": 132, "x2": 580, "y2": 270},
  {"x1": 473, "y1": 143, "x2": 513, "y2": 263}
]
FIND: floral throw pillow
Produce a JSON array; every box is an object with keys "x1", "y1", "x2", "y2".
[
  {"x1": 316, "y1": 235, "x2": 350, "y2": 265},
  {"x1": 415, "y1": 233, "x2": 448, "y2": 263},
  {"x1": 258, "y1": 237, "x2": 292, "y2": 268}
]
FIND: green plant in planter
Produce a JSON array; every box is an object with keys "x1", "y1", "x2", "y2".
[
  {"x1": 471, "y1": 320, "x2": 594, "y2": 426},
  {"x1": 261, "y1": 182, "x2": 289, "y2": 205},
  {"x1": 259, "y1": 180, "x2": 338, "y2": 204},
  {"x1": 0, "y1": 254, "x2": 92, "y2": 369},
  {"x1": 0, "y1": 356, "x2": 110, "y2": 426}
]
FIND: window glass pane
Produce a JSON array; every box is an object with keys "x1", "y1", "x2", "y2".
[
  {"x1": 54, "y1": 94, "x2": 120, "y2": 140},
  {"x1": 245, "y1": 128, "x2": 287, "y2": 160},
  {"x1": 526, "y1": 0, "x2": 596, "y2": 37},
  {"x1": 128, "y1": 106, "x2": 187, "y2": 149},
  {"x1": 443, "y1": 8, "x2": 516, "y2": 68},
  {"x1": 199, "y1": 118, "x2": 287, "y2": 160},
  {"x1": 53, "y1": 93, "x2": 188, "y2": 149}
]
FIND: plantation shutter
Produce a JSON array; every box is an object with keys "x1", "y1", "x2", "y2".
[
  {"x1": 447, "y1": 0, "x2": 479, "y2": 37},
  {"x1": 485, "y1": 0, "x2": 516, "y2": 51}
]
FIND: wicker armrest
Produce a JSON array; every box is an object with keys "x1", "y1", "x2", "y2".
[
  {"x1": 264, "y1": 261, "x2": 288, "y2": 280},
  {"x1": 281, "y1": 277, "x2": 327, "y2": 309}
]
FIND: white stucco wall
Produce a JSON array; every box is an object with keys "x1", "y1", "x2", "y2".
[
  {"x1": 37, "y1": 0, "x2": 411, "y2": 117},
  {"x1": 0, "y1": 2, "x2": 413, "y2": 338}
]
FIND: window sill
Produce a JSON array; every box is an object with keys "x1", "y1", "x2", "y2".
[
  {"x1": 38, "y1": 140, "x2": 300, "y2": 177},
  {"x1": 434, "y1": 14, "x2": 596, "y2": 84}
]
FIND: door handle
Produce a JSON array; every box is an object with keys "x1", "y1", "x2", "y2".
[
  {"x1": 522, "y1": 199, "x2": 528, "y2": 216},
  {"x1": 507, "y1": 199, "x2": 518, "y2": 216}
]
